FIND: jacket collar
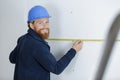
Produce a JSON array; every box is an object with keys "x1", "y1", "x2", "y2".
[{"x1": 28, "y1": 28, "x2": 49, "y2": 46}]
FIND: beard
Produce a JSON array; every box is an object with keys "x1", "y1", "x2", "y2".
[{"x1": 37, "y1": 28, "x2": 50, "y2": 39}]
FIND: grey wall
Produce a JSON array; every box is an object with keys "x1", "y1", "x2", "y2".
[{"x1": 0, "y1": 0, "x2": 120, "y2": 80}]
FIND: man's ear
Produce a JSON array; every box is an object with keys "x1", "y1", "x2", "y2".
[{"x1": 29, "y1": 23, "x2": 34, "y2": 30}]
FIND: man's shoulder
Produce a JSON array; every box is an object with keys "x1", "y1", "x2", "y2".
[
  {"x1": 24, "y1": 33, "x2": 45, "y2": 46},
  {"x1": 18, "y1": 33, "x2": 49, "y2": 49}
]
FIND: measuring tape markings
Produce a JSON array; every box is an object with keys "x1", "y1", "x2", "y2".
[{"x1": 47, "y1": 38, "x2": 120, "y2": 42}]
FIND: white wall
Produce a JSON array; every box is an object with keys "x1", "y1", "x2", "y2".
[{"x1": 0, "y1": 0, "x2": 120, "y2": 80}]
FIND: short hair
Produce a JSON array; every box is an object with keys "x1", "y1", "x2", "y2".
[{"x1": 28, "y1": 21, "x2": 35, "y2": 28}]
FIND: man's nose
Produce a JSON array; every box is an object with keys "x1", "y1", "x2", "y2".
[{"x1": 44, "y1": 24, "x2": 49, "y2": 28}]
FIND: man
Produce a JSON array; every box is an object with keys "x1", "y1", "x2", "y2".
[{"x1": 9, "y1": 5, "x2": 83, "y2": 80}]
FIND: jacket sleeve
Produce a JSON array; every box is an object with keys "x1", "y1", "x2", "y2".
[
  {"x1": 9, "y1": 38, "x2": 20, "y2": 64},
  {"x1": 9, "y1": 45, "x2": 18, "y2": 64},
  {"x1": 33, "y1": 44, "x2": 76, "y2": 75}
]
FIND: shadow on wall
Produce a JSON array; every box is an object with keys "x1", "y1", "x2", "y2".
[{"x1": 46, "y1": 3, "x2": 62, "y2": 38}]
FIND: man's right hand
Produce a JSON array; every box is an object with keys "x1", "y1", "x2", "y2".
[{"x1": 72, "y1": 40, "x2": 83, "y2": 52}]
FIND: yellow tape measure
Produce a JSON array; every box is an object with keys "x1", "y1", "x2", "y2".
[{"x1": 47, "y1": 38, "x2": 120, "y2": 42}]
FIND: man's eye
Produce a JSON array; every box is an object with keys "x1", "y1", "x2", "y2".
[
  {"x1": 46, "y1": 21, "x2": 49, "y2": 23},
  {"x1": 39, "y1": 22, "x2": 42, "y2": 24}
]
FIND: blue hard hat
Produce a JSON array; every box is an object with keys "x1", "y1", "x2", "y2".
[{"x1": 27, "y1": 5, "x2": 51, "y2": 23}]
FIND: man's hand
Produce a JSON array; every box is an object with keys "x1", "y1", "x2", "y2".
[{"x1": 72, "y1": 40, "x2": 83, "y2": 52}]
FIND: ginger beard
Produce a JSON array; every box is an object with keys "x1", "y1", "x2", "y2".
[{"x1": 37, "y1": 28, "x2": 50, "y2": 39}]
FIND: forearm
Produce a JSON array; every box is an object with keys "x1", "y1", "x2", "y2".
[{"x1": 54, "y1": 48, "x2": 76, "y2": 74}]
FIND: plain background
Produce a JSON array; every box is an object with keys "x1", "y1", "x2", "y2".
[{"x1": 0, "y1": 0, "x2": 120, "y2": 80}]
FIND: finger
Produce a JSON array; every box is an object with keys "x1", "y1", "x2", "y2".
[
  {"x1": 73, "y1": 40, "x2": 82, "y2": 45},
  {"x1": 76, "y1": 40, "x2": 82, "y2": 44},
  {"x1": 73, "y1": 40, "x2": 79, "y2": 45}
]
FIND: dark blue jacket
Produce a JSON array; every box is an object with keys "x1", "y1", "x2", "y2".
[{"x1": 9, "y1": 28, "x2": 76, "y2": 80}]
